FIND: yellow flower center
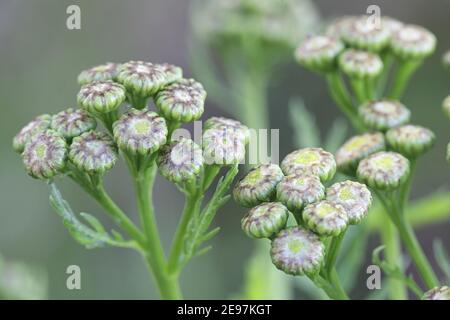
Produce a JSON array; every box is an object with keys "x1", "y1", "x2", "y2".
[
  {"x1": 295, "y1": 150, "x2": 319, "y2": 165},
  {"x1": 288, "y1": 239, "x2": 304, "y2": 254}
]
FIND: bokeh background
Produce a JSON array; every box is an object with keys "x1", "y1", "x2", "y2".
[{"x1": 0, "y1": 0, "x2": 449, "y2": 299}]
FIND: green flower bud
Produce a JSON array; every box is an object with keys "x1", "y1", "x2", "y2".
[
  {"x1": 276, "y1": 174, "x2": 325, "y2": 212},
  {"x1": 113, "y1": 109, "x2": 168, "y2": 156},
  {"x1": 443, "y1": 50, "x2": 450, "y2": 71},
  {"x1": 69, "y1": 131, "x2": 117, "y2": 175},
  {"x1": 359, "y1": 100, "x2": 410, "y2": 131},
  {"x1": 51, "y1": 108, "x2": 97, "y2": 139},
  {"x1": 116, "y1": 61, "x2": 167, "y2": 98},
  {"x1": 13, "y1": 114, "x2": 52, "y2": 153},
  {"x1": 294, "y1": 35, "x2": 344, "y2": 73},
  {"x1": 381, "y1": 16, "x2": 404, "y2": 35},
  {"x1": 241, "y1": 202, "x2": 289, "y2": 239},
  {"x1": 233, "y1": 164, "x2": 284, "y2": 207},
  {"x1": 77, "y1": 63, "x2": 118, "y2": 85},
  {"x1": 77, "y1": 80, "x2": 126, "y2": 114},
  {"x1": 386, "y1": 125, "x2": 435, "y2": 158},
  {"x1": 357, "y1": 151, "x2": 410, "y2": 190},
  {"x1": 281, "y1": 148, "x2": 336, "y2": 182},
  {"x1": 156, "y1": 138, "x2": 203, "y2": 184},
  {"x1": 341, "y1": 16, "x2": 391, "y2": 51},
  {"x1": 155, "y1": 78, "x2": 206, "y2": 123},
  {"x1": 442, "y1": 95, "x2": 450, "y2": 120},
  {"x1": 325, "y1": 16, "x2": 357, "y2": 39},
  {"x1": 159, "y1": 63, "x2": 183, "y2": 84},
  {"x1": 202, "y1": 127, "x2": 246, "y2": 165},
  {"x1": 339, "y1": 49, "x2": 383, "y2": 79},
  {"x1": 422, "y1": 286, "x2": 450, "y2": 300},
  {"x1": 390, "y1": 24, "x2": 436, "y2": 59},
  {"x1": 326, "y1": 180, "x2": 372, "y2": 224},
  {"x1": 204, "y1": 116, "x2": 250, "y2": 144},
  {"x1": 22, "y1": 130, "x2": 67, "y2": 180},
  {"x1": 270, "y1": 226, "x2": 325, "y2": 276},
  {"x1": 303, "y1": 200, "x2": 348, "y2": 236},
  {"x1": 336, "y1": 132, "x2": 385, "y2": 175}
]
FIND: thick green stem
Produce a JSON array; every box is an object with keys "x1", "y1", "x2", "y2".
[
  {"x1": 387, "y1": 59, "x2": 423, "y2": 100},
  {"x1": 325, "y1": 229, "x2": 346, "y2": 277},
  {"x1": 312, "y1": 273, "x2": 349, "y2": 300},
  {"x1": 350, "y1": 78, "x2": 367, "y2": 104}
]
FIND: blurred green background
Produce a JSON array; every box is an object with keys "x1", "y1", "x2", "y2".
[{"x1": 0, "y1": 0, "x2": 449, "y2": 299}]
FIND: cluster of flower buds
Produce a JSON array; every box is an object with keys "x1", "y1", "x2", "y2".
[
  {"x1": 234, "y1": 148, "x2": 372, "y2": 276},
  {"x1": 422, "y1": 286, "x2": 450, "y2": 300},
  {"x1": 13, "y1": 61, "x2": 249, "y2": 185}
]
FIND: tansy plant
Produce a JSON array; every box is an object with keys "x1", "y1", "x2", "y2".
[
  {"x1": 294, "y1": 15, "x2": 449, "y2": 299},
  {"x1": 234, "y1": 148, "x2": 373, "y2": 299},
  {"x1": 13, "y1": 61, "x2": 250, "y2": 299}
]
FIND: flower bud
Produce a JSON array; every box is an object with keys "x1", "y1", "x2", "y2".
[
  {"x1": 359, "y1": 100, "x2": 410, "y2": 131},
  {"x1": 241, "y1": 202, "x2": 289, "y2": 239},
  {"x1": 336, "y1": 132, "x2": 385, "y2": 174},
  {"x1": 381, "y1": 16, "x2": 404, "y2": 35},
  {"x1": 204, "y1": 117, "x2": 250, "y2": 144},
  {"x1": 77, "y1": 80, "x2": 126, "y2": 114},
  {"x1": 13, "y1": 114, "x2": 52, "y2": 153},
  {"x1": 325, "y1": 16, "x2": 356, "y2": 39},
  {"x1": 341, "y1": 16, "x2": 391, "y2": 51},
  {"x1": 22, "y1": 130, "x2": 67, "y2": 180},
  {"x1": 69, "y1": 131, "x2": 117, "y2": 175},
  {"x1": 276, "y1": 174, "x2": 325, "y2": 212},
  {"x1": 302, "y1": 200, "x2": 348, "y2": 236},
  {"x1": 113, "y1": 109, "x2": 168, "y2": 156},
  {"x1": 51, "y1": 108, "x2": 97, "y2": 139},
  {"x1": 116, "y1": 61, "x2": 167, "y2": 98},
  {"x1": 386, "y1": 125, "x2": 435, "y2": 158},
  {"x1": 390, "y1": 25, "x2": 436, "y2": 59},
  {"x1": 77, "y1": 63, "x2": 118, "y2": 85},
  {"x1": 155, "y1": 78, "x2": 206, "y2": 123},
  {"x1": 326, "y1": 180, "x2": 372, "y2": 225},
  {"x1": 357, "y1": 151, "x2": 410, "y2": 190},
  {"x1": 202, "y1": 127, "x2": 246, "y2": 166},
  {"x1": 443, "y1": 50, "x2": 450, "y2": 71},
  {"x1": 422, "y1": 286, "x2": 450, "y2": 300},
  {"x1": 294, "y1": 35, "x2": 344, "y2": 73},
  {"x1": 233, "y1": 164, "x2": 284, "y2": 208},
  {"x1": 281, "y1": 148, "x2": 336, "y2": 182},
  {"x1": 159, "y1": 63, "x2": 183, "y2": 84},
  {"x1": 156, "y1": 138, "x2": 203, "y2": 184},
  {"x1": 442, "y1": 95, "x2": 450, "y2": 120},
  {"x1": 339, "y1": 49, "x2": 383, "y2": 79},
  {"x1": 270, "y1": 226, "x2": 325, "y2": 276}
]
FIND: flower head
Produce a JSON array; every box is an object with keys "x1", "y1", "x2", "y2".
[
  {"x1": 303, "y1": 200, "x2": 348, "y2": 236},
  {"x1": 159, "y1": 63, "x2": 183, "y2": 84},
  {"x1": 281, "y1": 148, "x2": 336, "y2": 182},
  {"x1": 359, "y1": 100, "x2": 410, "y2": 131},
  {"x1": 13, "y1": 114, "x2": 52, "y2": 153},
  {"x1": 390, "y1": 24, "x2": 436, "y2": 59},
  {"x1": 156, "y1": 138, "x2": 203, "y2": 184},
  {"x1": 270, "y1": 226, "x2": 325, "y2": 276},
  {"x1": 77, "y1": 80, "x2": 126, "y2": 114},
  {"x1": 241, "y1": 202, "x2": 289, "y2": 239},
  {"x1": 51, "y1": 108, "x2": 97, "y2": 139},
  {"x1": 77, "y1": 63, "x2": 118, "y2": 85},
  {"x1": 113, "y1": 109, "x2": 167, "y2": 156},
  {"x1": 442, "y1": 95, "x2": 450, "y2": 120},
  {"x1": 155, "y1": 78, "x2": 206, "y2": 123},
  {"x1": 326, "y1": 180, "x2": 372, "y2": 224},
  {"x1": 233, "y1": 164, "x2": 284, "y2": 207},
  {"x1": 202, "y1": 127, "x2": 246, "y2": 165},
  {"x1": 204, "y1": 117, "x2": 250, "y2": 144},
  {"x1": 276, "y1": 173, "x2": 325, "y2": 212},
  {"x1": 22, "y1": 130, "x2": 67, "y2": 179},
  {"x1": 422, "y1": 286, "x2": 450, "y2": 300},
  {"x1": 69, "y1": 131, "x2": 117, "y2": 174},
  {"x1": 336, "y1": 132, "x2": 385, "y2": 174},
  {"x1": 339, "y1": 49, "x2": 383, "y2": 79},
  {"x1": 357, "y1": 151, "x2": 410, "y2": 190},
  {"x1": 115, "y1": 61, "x2": 168, "y2": 97},
  {"x1": 294, "y1": 35, "x2": 344, "y2": 73},
  {"x1": 381, "y1": 16, "x2": 404, "y2": 35},
  {"x1": 341, "y1": 16, "x2": 391, "y2": 51},
  {"x1": 325, "y1": 16, "x2": 357, "y2": 39},
  {"x1": 386, "y1": 125, "x2": 435, "y2": 158}
]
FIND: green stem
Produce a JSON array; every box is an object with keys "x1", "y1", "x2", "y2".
[
  {"x1": 328, "y1": 268, "x2": 350, "y2": 300},
  {"x1": 142, "y1": 253, "x2": 181, "y2": 300},
  {"x1": 387, "y1": 59, "x2": 423, "y2": 100},
  {"x1": 167, "y1": 191, "x2": 202, "y2": 275},
  {"x1": 311, "y1": 273, "x2": 349, "y2": 300},
  {"x1": 377, "y1": 52, "x2": 394, "y2": 97},
  {"x1": 325, "y1": 229, "x2": 347, "y2": 277},
  {"x1": 350, "y1": 78, "x2": 367, "y2": 104}
]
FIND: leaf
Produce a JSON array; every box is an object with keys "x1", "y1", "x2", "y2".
[
  {"x1": 80, "y1": 212, "x2": 106, "y2": 234},
  {"x1": 433, "y1": 239, "x2": 450, "y2": 283},
  {"x1": 289, "y1": 97, "x2": 321, "y2": 148}
]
